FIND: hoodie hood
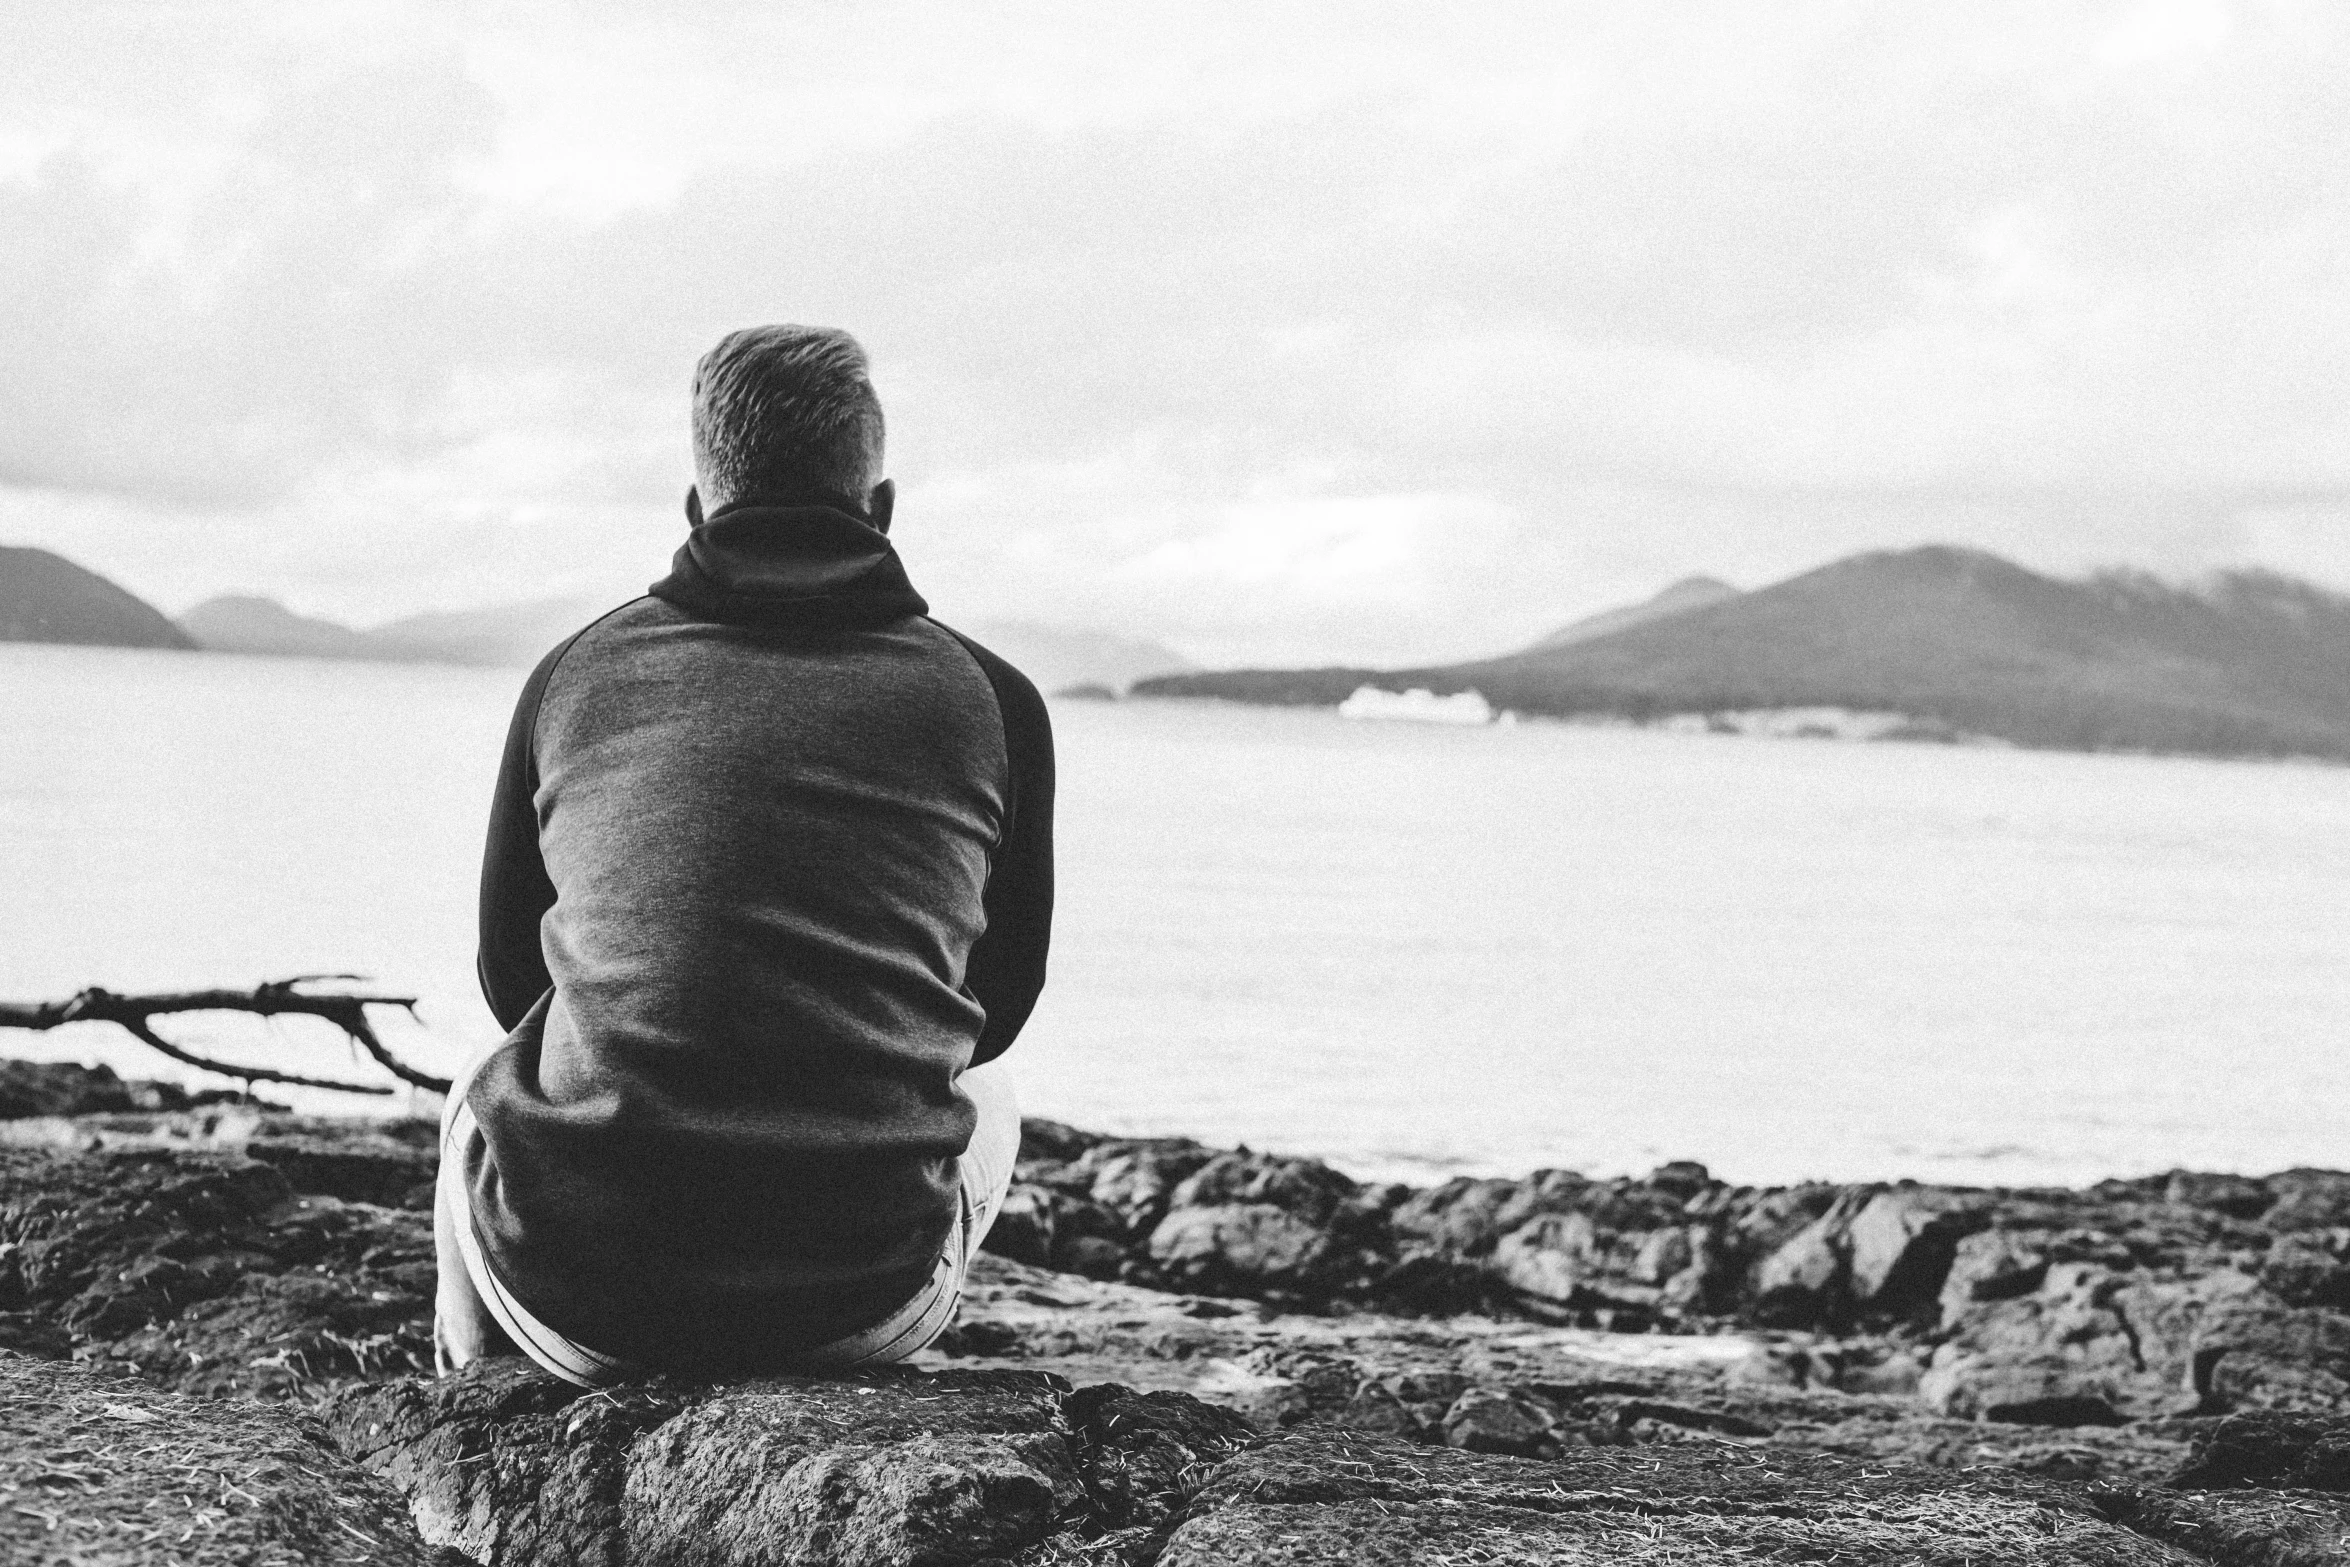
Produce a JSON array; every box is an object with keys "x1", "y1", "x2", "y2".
[{"x1": 650, "y1": 494, "x2": 928, "y2": 631}]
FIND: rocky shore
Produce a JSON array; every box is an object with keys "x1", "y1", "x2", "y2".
[{"x1": 3, "y1": 1062, "x2": 2348, "y2": 1563}]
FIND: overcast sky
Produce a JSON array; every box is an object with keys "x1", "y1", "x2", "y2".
[{"x1": 5, "y1": 1, "x2": 2347, "y2": 664}]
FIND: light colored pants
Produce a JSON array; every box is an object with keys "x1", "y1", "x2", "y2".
[{"x1": 433, "y1": 1048, "x2": 1021, "y2": 1388}]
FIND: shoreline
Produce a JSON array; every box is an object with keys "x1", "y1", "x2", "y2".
[
  {"x1": 6, "y1": 1064, "x2": 2350, "y2": 1563},
  {"x1": 14, "y1": 1048, "x2": 2340, "y2": 1196}
]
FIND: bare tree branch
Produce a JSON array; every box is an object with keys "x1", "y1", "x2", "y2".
[{"x1": 0, "y1": 978, "x2": 450, "y2": 1096}]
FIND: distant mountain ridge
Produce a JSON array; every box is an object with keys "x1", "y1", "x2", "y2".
[
  {"x1": 1532, "y1": 575, "x2": 1740, "y2": 650},
  {"x1": 963, "y1": 621, "x2": 1194, "y2": 695},
  {"x1": 1135, "y1": 546, "x2": 2350, "y2": 761},
  {"x1": 178, "y1": 595, "x2": 377, "y2": 659},
  {"x1": 180, "y1": 593, "x2": 1194, "y2": 690},
  {"x1": 1, "y1": 547, "x2": 194, "y2": 651},
  {"x1": 180, "y1": 594, "x2": 610, "y2": 667}
]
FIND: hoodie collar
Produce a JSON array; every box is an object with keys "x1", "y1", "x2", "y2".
[{"x1": 650, "y1": 492, "x2": 928, "y2": 631}]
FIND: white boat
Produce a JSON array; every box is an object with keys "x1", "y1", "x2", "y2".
[{"x1": 1337, "y1": 685, "x2": 1498, "y2": 725}]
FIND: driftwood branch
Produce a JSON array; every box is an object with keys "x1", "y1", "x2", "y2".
[{"x1": 0, "y1": 976, "x2": 451, "y2": 1096}]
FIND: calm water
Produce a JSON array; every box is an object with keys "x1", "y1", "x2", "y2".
[{"x1": 4, "y1": 642, "x2": 2345, "y2": 1188}]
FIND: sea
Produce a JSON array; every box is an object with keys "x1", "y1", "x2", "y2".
[{"x1": 4, "y1": 641, "x2": 2345, "y2": 1190}]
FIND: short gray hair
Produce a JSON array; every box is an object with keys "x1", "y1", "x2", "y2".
[{"x1": 691, "y1": 324, "x2": 885, "y2": 505}]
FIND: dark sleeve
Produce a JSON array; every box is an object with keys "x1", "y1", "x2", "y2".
[
  {"x1": 475, "y1": 639, "x2": 574, "y2": 1033},
  {"x1": 947, "y1": 632, "x2": 1056, "y2": 1065}
]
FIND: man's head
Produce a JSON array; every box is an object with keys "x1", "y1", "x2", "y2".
[{"x1": 690, "y1": 324, "x2": 889, "y2": 523}]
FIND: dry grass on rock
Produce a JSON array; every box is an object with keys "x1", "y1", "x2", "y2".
[{"x1": 0, "y1": 1352, "x2": 433, "y2": 1567}]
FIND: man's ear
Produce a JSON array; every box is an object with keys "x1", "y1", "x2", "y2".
[
  {"x1": 867, "y1": 478, "x2": 896, "y2": 534},
  {"x1": 685, "y1": 485, "x2": 705, "y2": 528}
]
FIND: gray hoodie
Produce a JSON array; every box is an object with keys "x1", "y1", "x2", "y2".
[{"x1": 465, "y1": 498, "x2": 1053, "y2": 1372}]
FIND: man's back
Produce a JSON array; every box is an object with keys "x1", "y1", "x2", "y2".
[{"x1": 463, "y1": 584, "x2": 1052, "y2": 1372}]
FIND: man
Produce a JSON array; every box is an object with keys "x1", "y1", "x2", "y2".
[{"x1": 435, "y1": 324, "x2": 1053, "y2": 1384}]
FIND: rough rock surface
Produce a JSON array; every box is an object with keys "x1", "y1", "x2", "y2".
[
  {"x1": 329, "y1": 1361, "x2": 1090, "y2": 1567},
  {"x1": 4, "y1": 1077, "x2": 2350, "y2": 1563},
  {"x1": 1158, "y1": 1424, "x2": 2199, "y2": 1565},
  {"x1": 2172, "y1": 1412, "x2": 2350, "y2": 1492},
  {"x1": 0, "y1": 1059, "x2": 260, "y2": 1119},
  {"x1": 2091, "y1": 1483, "x2": 2350, "y2": 1567},
  {"x1": 1000, "y1": 1120, "x2": 2350, "y2": 1440},
  {"x1": 0, "y1": 1103, "x2": 439, "y2": 1209},
  {"x1": 0, "y1": 1143, "x2": 435, "y2": 1394},
  {"x1": 0, "y1": 1351, "x2": 434, "y2": 1566}
]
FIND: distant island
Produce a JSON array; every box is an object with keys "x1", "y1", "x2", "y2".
[
  {"x1": 17, "y1": 540, "x2": 2349, "y2": 758},
  {"x1": 4, "y1": 545, "x2": 1194, "y2": 694},
  {"x1": 179, "y1": 596, "x2": 1193, "y2": 691},
  {"x1": 1135, "y1": 545, "x2": 2350, "y2": 762},
  {"x1": 960, "y1": 622, "x2": 1193, "y2": 696},
  {"x1": 1531, "y1": 574, "x2": 1741, "y2": 649},
  {"x1": 0, "y1": 547, "x2": 195, "y2": 651},
  {"x1": 179, "y1": 592, "x2": 610, "y2": 668}
]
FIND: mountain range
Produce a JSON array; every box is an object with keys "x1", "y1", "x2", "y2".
[
  {"x1": 15, "y1": 540, "x2": 2350, "y2": 758},
  {"x1": 1135, "y1": 546, "x2": 2350, "y2": 760},
  {"x1": 179, "y1": 593, "x2": 610, "y2": 668},
  {"x1": 1, "y1": 547, "x2": 195, "y2": 651},
  {"x1": 1529, "y1": 575, "x2": 1740, "y2": 650},
  {"x1": 176, "y1": 593, "x2": 1192, "y2": 691}
]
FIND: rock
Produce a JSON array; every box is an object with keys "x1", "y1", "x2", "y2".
[
  {"x1": 2196, "y1": 1300, "x2": 2350, "y2": 1413},
  {"x1": 1166, "y1": 1151, "x2": 1357, "y2": 1228},
  {"x1": 628, "y1": 1375, "x2": 1079, "y2": 1567},
  {"x1": 1837, "y1": 1345, "x2": 1929, "y2": 1397},
  {"x1": 1750, "y1": 1187, "x2": 1875, "y2": 1328},
  {"x1": 0, "y1": 1146, "x2": 434, "y2": 1397},
  {"x1": 1645, "y1": 1159, "x2": 1712, "y2": 1199},
  {"x1": 1746, "y1": 1185, "x2": 1988, "y2": 1332},
  {"x1": 0, "y1": 1351, "x2": 432, "y2": 1566},
  {"x1": 1337, "y1": 1370, "x2": 1471, "y2": 1442},
  {"x1": 1063, "y1": 1382, "x2": 1256, "y2": 1530},
  {"x1": 1440, "y1": 1387, "x2": 1559, "y2": 1456},
  {"x1": 1845, "y1": 1186, "x2": 1990, "y2": 1313},
  {"x1": 1057, "y1": 1235, "x2": 1130, "y2": 1281},
  {"x1": 1137, "y1": 1150, "x2": 1385, "y2": 1301},
  {"x1": 2166, "y1": 1170, "x2": 2277, "y2": 1220},
  {"x1": 326, "y1": 1358, "x2": 679, "y2": 1566},
  {"x1": 1723, "y1": 1183, "x2": 1844, "y2": 1278},
  {"x1": 1159, "y1": 1425, "x2": 2190, "y2": 1566},
  {"x1": 981, "y1": 1185, "x2": 1061, "y2": 1267},
  {"x1": 0, "y1": 1061, "x2": 196, "y2": 1118},
  {"x1": 1068, "y1": 1140, "x2": 1214, "y2": 1234},
  {"x1": 331, "y1": 1361, "x2": 1083, "y2": 1567},
  {"x1": 1365, "y1": 1250, "x2": 1497, "y2": 1313},
  {"x1": 2171, "y1": 1410, "x2": 2350, "y2": 1491},
  {"x1": 2267, "y1": 1236, "x2": 2350, "y2": 1310},
  {"x1": 1922, "y1": 1267, "x2": 2332, "y2": 1427},
  {"x1": 1488, "y1": 1211, "x2": 1604, "y2": 1307},
  {"x1": 1479, "y1": 1168, "x2": 1592, "y2": 1234},
  {"x1": 245, "y1": 1130, "x2": 437, "y2": 1209},
  {"x1": 1022, "y1": 1186, "x2": 1131, "y2": 1275},
  {"x1": 2090, "y1": 1482, "x2": 2350, "y2": 1567},
  {"x1": 981, "y1": 1185, "x2": 1128, "y2": 1275},
  {"x1": 1146, "y1": 1203, "x2": 1352, "y2": 1299},
  {"x1": 1784, "y1": 1406, "x2": 2198, "y2": 1485},
  {"x1": 1017, "y1": 1118, "x2": 1104, "y2": 1164},
  {"x1": 2269, "y1": 1171, "x2": 2350, "y2": 1233},
  {"x1": 1920, "y1": 1264, "x2": 2170, "y2": 1425},
  {"x1": 20, "y1": 1113, "x2": 2350, "y2": 1562},
  {"x1": 1940, "y1": 1228, "x2": 2054, "y2": 1321},
  {"x1": 1632, "y1": 1223, "x2": 1695, "y2": 1284},
  {"x1": 1385, "y1": 1175, "x2": 1519, "y2": 1256},
  {"x1": 1487, "y1": 1209, "x2": 1706, "y2": 1325}
]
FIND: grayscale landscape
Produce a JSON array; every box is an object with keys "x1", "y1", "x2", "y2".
[{"x1": 5, "y1": 6, "x2": 2348, "y2": 1565}]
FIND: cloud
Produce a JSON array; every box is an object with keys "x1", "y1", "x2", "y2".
[{"x1": 3, "y1": 1, "x2": 2348, "y2": 661}]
